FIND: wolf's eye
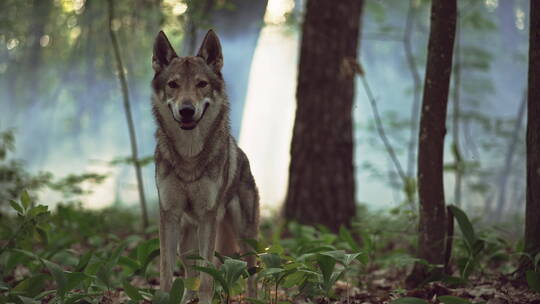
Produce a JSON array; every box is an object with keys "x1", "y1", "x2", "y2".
[
  {"x1": 168, "y1": 81, "x2": 179, "y2": 89},
  {"x1": 196, "y1": 81, "x2": 208, "y2": 88}
]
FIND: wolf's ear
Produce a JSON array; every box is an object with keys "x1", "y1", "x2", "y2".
[
  {"x1": 197, "y1": 29, "x2": 223, "y2": 74},
  {"x1": 153, "y1": 31, "x2": 177, "y2": 73}
]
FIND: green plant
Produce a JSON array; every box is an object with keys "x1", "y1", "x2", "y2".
[
  {"x1": 194, "y1": 256, "x2": 248, "y2": 304},
  {"x1": 525, "y1": 253, "x2": 540, "y2": 293},
  {"x1": 448, "y1": 205, "x2": 485, "y2": 279}
]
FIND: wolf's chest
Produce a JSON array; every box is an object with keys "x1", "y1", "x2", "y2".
[{"x1": 155, "y1": 144, "x2": 239, "y2": 222}]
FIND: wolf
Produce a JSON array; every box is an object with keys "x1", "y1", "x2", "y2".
[{"x1": 151, "y1": 29, "x2": 260, "y2": 303}]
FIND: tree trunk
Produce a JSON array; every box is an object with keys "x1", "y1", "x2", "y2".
[
  {"x1": 283, "y1": 0, "x2": 363, "y2": 232},
  {"x1": 521, "y1": 0, "x2": 540, "y2": 273},
  {"x1": 406, "y1": 0, "x2": 456, "y2": 288}
]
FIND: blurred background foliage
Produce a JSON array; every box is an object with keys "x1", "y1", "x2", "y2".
[{"x1": 0, "y1": 0, "x2": 531, "y2": 223}]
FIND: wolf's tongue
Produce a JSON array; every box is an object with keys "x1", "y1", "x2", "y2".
[{"x1": 181, "y1": 120, "x2": 195, "y2": 127}]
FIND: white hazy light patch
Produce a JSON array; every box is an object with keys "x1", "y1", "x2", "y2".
[
  {"x1": 485, "y1": 0, "x2": 498, "y2": 12},
  {"x1": 172, "y1": 2, "x2": 187, "y2": 16},
  {"x1": 7, "y1": 38, "x2": 19, "y2": 50},
  {"x1": 40, "y1": 35, "x2": 51, "y2": 47},
  {"x1": 515, "y1": 7, "x2": 525, "y2": 30},
  {"x1": 239, "y1": 26, "x2": 298, "y2": 215},
  {"x1": 264, "y1": 0, "x2": 294, "y2": 24},
  {"x1": 163, "y1": 0, "x2": 187, "y2": 16}
]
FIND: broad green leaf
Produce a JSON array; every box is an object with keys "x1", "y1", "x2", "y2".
[
  {"x1": 12, "y1": 249, "x2": 39, "y2": 260},
  {"x1": 194, "y1": 265, "x2": 229, "y2": 294},
  {"x1": 441, "y1": 275, "x2": 468, "y2": 286},
  {"x1": 169, "y1": 278, "x2": 184, "y2": 304},
  {"x1": 258, "y1": 267, "x2": 286, "y2": 278},
  {"x1": 448, "y1": 205, "x2": 476, "y2": 247},
  {"x1": 123, "y1": 280, "x2": 143, "y2": 301},
  {"x1": 260, "y1": 253, "x2": 282, "y2": 268},
  {"x1": 139, "y1": 248, "x2": 160, "y2": 275},
  {"x1": 118, "y1": 256, "x2": 141, "y2": 272},
  {"x1": 472, "y1": 240, "x2": 485, "y2": 256},
  {"x1": 136, "y1": 238, "x2": 160, "y2": 264},
  {"x1": 526, "y1": 270, "x2": 540, "y2": 293},
  {"x1": 316, "y1": 254, "x2": 336, "y2": 284},
  {"x1": 152, "y1": 290, "x2": 170, "y2": 304},
  {"x1": 319, "y1": 250, "x2": 345, "y2": 263},
  {"x1": 339, "y1": 226, "x2": 360, "y2": 252},
  {"x1": 12, "y1": 274, "x2": 48, "y2": 297},
  {"x1": 5, "y1": 250, "x2": 33, "y2": 273},
  {"x1": 265, "y1": 244, "x2": 284, "y2": 254},
  {"x1": 282, "y1": 271, "x2": 305, "y2": 288},
  {"x1": 65, "y1": 272, "x2": 92, "y2": 292},
  {"x1": 342, "y1": 252, "x2": 362, "y2": 266},
  {"x1": 21, "y1": 191, "x2": 31, "y2": 210},
  {"x1": 302, "y1": 245, "x2": 336, "y2": 254},
  {"x1": 297, "y1": 269, "x2": 320, "y2": 277},
  {"x1": 42, "y1": 259, "x2": 68, "y2": 298},
  {"x1": 33, "y1": 290, "x2": 56, "y2": 300},
  {"x1": 390, "y1": 297, "x2": 429, "y2": 304},
  {"x1": 438, "y1": 295, "x2": 473, "y2": 304},
  {"x1": 221, "y1": 258, "x2": 247, "y2": 287},
  {"x1": 75, "y1": 251, "x2": 93, "y2": 272},
  {"x1": 35, "y1": 227, "x2": 48, "y2": 246},
  {"x1": 97, "y1": 243, "x2": 126, "y2": 286},
  {"x1": 28, "y1": 205, "x2": 48, "y2": 218},
  {"x1": 9, "y1": 200, "x2": 23, "y2": 214}
]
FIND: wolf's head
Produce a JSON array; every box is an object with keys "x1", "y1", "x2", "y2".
[{"x1": 151, "y1": 30, "x2": 226, "y2": 131}]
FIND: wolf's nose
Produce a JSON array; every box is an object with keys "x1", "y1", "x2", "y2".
[{"x1": 179, "y1": 104, "x2": 195, "y2": 119}]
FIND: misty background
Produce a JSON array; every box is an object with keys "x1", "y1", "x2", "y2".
[{"x1": 0, "y1": 0, "x2": 529, "y2": 220}]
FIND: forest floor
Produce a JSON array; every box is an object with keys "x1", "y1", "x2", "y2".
[
  {"x1": 89, "y1": 261, "x2": 540, "y2": 304},
  {"x1": 2, "y1": 202, "x2": 539, "y2": 304}
]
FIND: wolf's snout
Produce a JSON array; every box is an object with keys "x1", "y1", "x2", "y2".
[{"x1": 179, "y1": 104, "x2": 195, "y2": 120}]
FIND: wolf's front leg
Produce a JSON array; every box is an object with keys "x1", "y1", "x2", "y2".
[
  {"x1": 159, "y1": 209, "x2": 179, "y2": 292},
  {"x1": 197, "y1": 213, "x2": 218, "y2": 304}
]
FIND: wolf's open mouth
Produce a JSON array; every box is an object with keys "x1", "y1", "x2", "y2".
[{"x1": 179, "y1": 103, "x2": 210, "y2": 130}]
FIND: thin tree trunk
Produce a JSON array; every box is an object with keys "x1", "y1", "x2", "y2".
[
  {"x1": 404, "y1": 0, "x2": 421, "y2": 181},
  {"x1": 452, "y1": 16, "x2": 463, "y2": 207},
  {"x1": 520, "y1": 0, "x2": 540, "y2": 274},
  {"x1": 107, "y1": 0, "x2": 149, "y2": 230},
  {"x1": 284, "y1": 0, "x2": 363, "y2": 232},
  {"x1": 406, "y1": 0, "x2": 456, "y2": 288},
  {"x1": 493, "y1": 92, "x2": 527, "y2": 220}
]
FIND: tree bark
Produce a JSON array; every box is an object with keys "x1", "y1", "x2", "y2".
[
  {"x1": 521, "y1": 0, "x2": 540, "y2": 272},
  {"x1": 283, "y1": 0, "x2": 363, "y2": 232},
  {"x1": 406, "y1": 0, "x2": 456, "y2": 288}
]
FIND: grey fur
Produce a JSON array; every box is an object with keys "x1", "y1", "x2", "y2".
[{"x1": 152, "y1": 30, "x2": 259, "y2": 304}]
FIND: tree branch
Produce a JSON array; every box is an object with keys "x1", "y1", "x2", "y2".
[{"x1": 107, "y1": 0, "x2": 149, "y2": 230}]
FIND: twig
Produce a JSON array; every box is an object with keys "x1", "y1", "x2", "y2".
[
  {"x1": 404, "y1": 0, "x2": 422, "y2": 180},
  {"x1": 107, "y1": 0, "x2": 149, "y2": 230},
  {"x1": 357, "y1": 71, "x2": 407, "y2": 183}
]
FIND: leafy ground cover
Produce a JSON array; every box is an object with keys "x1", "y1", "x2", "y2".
[{"x1": 1, "y1": 192, "x2": 539, "y2": 304}]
